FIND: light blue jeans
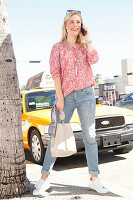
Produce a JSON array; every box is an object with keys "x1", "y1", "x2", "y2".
[{"x1": 41, "y1": 86, "x2": 100, "y2": 175}]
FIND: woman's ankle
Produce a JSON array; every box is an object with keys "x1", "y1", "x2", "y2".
[
  {"x1": 41, "y1": 174, "x2": 48, "y2": 181},
  {"x1": 90, "y1": 175, "x2": 98, "y2": 180}
]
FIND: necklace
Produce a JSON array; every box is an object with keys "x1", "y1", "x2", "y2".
[
  {"x1": 73, "y1": 49, "x2": 78, "y2": 76},
  {"x1": 65, "y1": 41, "x2": 79, "y2": 76}
]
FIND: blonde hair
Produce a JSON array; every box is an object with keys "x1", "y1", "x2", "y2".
[{"x1": 61, "y1": 11, "x2": 83, "y2": 45}]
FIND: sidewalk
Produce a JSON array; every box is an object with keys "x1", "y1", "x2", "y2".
[{"x1": 12, "y1": 157, "x2": 133, "y2": 200}]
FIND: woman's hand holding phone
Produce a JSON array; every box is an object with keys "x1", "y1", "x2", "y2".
[
  {"x1": 81, "y1": 24, "x2": 94, "y2": 52},
  {"x1": 81, "y1": 24, "x2": 90, "y2": 43}
]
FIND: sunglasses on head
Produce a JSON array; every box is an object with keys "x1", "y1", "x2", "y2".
[{"x1": 66, "y1": 10, "x2": 81, "y2": 15}]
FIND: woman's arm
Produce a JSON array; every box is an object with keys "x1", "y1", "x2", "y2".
[
  {"x1": 49, "y1": 43, "x2": 64, "y2": 113},
  {"x1": 81, "y1": 25, "x2": 99, "y2": 64},
  {"x1": 54, "y1": 77, "x2": 64, "y2": 114}
]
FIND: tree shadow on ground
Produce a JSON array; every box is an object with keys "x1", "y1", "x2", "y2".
[{"x1": 19, "y1": 181, "x2": 123, "y2": 199}]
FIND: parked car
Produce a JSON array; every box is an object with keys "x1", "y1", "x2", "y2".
[
  {"x1": 21, "y1": 88, "x2": 133, "y2": 164},
  {"x1": 95, "y1": 96, "x2": 103, "y2": 104},
  {"x1": 115, "y1": 92, "x2": 133, "y2": 110}
]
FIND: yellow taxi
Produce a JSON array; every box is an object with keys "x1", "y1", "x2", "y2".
[
  {"x1": 21, "y1": 87, "x2": 133, "y2": 164},
  {"x1": 21, "y1": 72, "x2": 133, "y2": 164}
]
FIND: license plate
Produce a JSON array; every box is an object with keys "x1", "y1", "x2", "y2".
[{"x1": 102, "y1": 134, "x2": 121, "y2": 148}]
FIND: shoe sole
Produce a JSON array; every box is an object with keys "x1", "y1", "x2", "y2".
[
  {"x1": 88, "y1": 187, "x2": 109, "y2": 194},
  {"x1": 33, "y1": 185, "x2": 51, "y2": 197},
  {"x1": 33, "y1": 188, "x2": 52, "y2": 197}
]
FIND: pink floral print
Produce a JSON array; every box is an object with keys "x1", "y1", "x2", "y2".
[{"x1": 50, "y1": 42, "x2": 99, "y2": 97}]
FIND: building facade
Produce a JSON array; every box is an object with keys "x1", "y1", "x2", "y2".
[
  {"x1": 97, "y1": 58, "x2": 133, "y2": 105},
  {"x1": 121, "y1": 58, "x2": 133, "y2": 93}
]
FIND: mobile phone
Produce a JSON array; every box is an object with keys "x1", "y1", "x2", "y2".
[{"x1": 81, "y1": 23, "x2": 86, "y2": 36}]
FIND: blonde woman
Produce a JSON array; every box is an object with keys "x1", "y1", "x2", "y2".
[{"x1": 33, "y1": 10, "x2": 109, "y2": 196}]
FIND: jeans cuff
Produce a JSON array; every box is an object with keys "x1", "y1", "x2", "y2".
[
  {"x1": 41, "y1": 169, "x2": 50, "y2": 175},
  {"x1": 89, "y1": 170, "x2": 100, "y2": 175}
]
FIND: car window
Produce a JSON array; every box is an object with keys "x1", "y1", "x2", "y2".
[
  {"x1": 25, "y1": 90, "x2": 55, "y2": 112},
  {"x1": 124, "y1": 94, "x2": 133, "y2": 101}
]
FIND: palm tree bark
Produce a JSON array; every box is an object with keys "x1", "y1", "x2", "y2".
[{"x1": 0, "y1": 0, "x2": 30, "y2": 198}]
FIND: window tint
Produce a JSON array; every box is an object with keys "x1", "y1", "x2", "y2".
[
  {"x1": 124, "y1": 94, "x2": 133, "y2": 101},
  {"x1": 25, "y1": 90, "x2": 55, "y2": 112}
]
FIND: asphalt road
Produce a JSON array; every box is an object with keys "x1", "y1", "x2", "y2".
[{"x1": 21, "y1": 149, "x2": 133, "y2": 200}]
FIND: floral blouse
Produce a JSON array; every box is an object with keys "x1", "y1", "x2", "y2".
[{"x1": 50, "y1": 42, "x2": 99, "y2": 98}]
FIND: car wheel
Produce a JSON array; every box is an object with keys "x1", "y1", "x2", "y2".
[
  {"x1": 113, "y1": 146, "x2": 132, "y2": 154},
  {"x1": 30, "y1": 129, "x2": 45, "y2": 165}
]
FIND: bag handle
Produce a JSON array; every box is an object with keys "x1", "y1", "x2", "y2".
[
  {"x1": 48, "y1": 103, "x2": 66, "y2": 136},
  {"x1": 48, "y1": 104, "x2": 57, "y2": 137},
  {"x1": 59, "y1": 111, "x2": 65, "y2": 124}
]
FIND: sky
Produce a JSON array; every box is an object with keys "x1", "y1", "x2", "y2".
[{"x1": 8, "y1": 0, "x2": 133, "y2": 87}]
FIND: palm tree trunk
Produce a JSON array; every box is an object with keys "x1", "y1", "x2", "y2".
[{"x1": 0, "y1": 0, "x2": 30, "y2": 198}]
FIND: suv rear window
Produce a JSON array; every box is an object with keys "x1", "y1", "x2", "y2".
[{"x1": 25, "y1": 90, "x2": 55, "y2": 112}]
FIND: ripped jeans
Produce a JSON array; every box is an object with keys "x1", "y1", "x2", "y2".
[{"x1": 41, "y1": 86, "x2": 100, "y2": 175}]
